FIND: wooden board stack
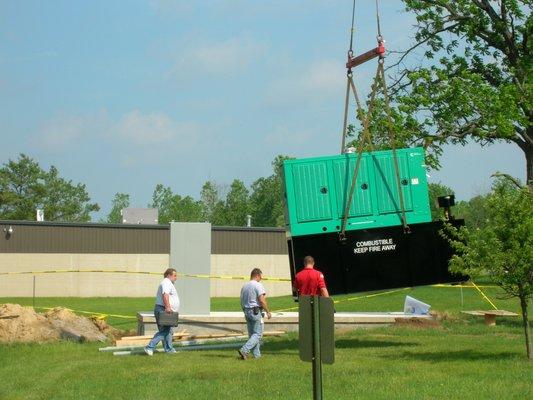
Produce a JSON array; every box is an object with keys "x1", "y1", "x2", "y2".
[{"x1": 99, "y1": 330, "x2": 287, "y2": 356}]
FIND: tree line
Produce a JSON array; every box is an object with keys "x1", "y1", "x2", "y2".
[
  {"x1": 0, "y1": 154, "x2": 291, "y2": 227},
  {"x1": 0, "y1": 152, "x2": 502, "y2": 230}
]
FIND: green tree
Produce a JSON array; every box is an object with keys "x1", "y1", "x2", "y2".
[
  {"x1": 348, "y1": 2, "x2": 531, "y2": 184},
  {"x1": 0, "y1": 154, "x2": 99, "y2": 221},
  {"x1": 223, "y1": 179, "x2": 250, "y2": 226},
  {"x1": 106, "y1": 193, "x2": 130, "y2": 223},
  {"x1": 388, "y1": 1, "x2": 532, "y2": 187},
  {"x1": 454, "y1": 193, "x2": 491, "y2": 229},
  {"x1": 149, "y1": 184, "x2": 203, "y2": 224},
  {"x1": 200, "y1": 181, "x2": 227, "y2": 224},
  {"x1": 250, "y1": 155, "x2": 293, "y2": 227},
  {"x1": 445, "y1": 176, "x2": 533, "y2": 360}
]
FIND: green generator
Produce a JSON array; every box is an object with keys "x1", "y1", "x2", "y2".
[{"x1": 282, "y1": 147, "x2": 431, "y2": 237}]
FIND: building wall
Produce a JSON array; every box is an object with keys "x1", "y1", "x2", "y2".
[{"x1": 0, "y1": 221, "x2": 291, "y2": 297}]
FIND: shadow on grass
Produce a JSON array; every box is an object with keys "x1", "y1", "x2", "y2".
[
  {"x1": 390, "y1": 349, "x2": 521, "y2": 362},
  {"x1": 496, "y1": 319, "x2": 530, "y2": 329},
  {"x1": 200, "y1": 337, "x2": 419, "y2": 359},
  {"x1": 267, "y1": 337, "x2": 418, "y2": 350},
  {"x1": 254, "y1": 337, "x2": 418, "y2": 352},
  {"x1": 335, "y1": 338, "x2": 418, "y2": 349}
]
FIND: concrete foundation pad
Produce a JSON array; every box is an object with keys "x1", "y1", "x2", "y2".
[{"x1": 137, "y1": 311, "x2": 433, "y2": 335}]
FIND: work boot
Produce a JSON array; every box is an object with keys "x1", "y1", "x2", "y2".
[{"x1": 237, "y1": 349, "x2": 247, "y2": 360}]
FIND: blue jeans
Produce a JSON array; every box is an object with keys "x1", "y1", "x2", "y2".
[
  {"x1": 240, "y1": 309, "x2": 263, "y2": 358},
  {"x1": 146, "y1": 305, "x2": 174, "y2": 352}
]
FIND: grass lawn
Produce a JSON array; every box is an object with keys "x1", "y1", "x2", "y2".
[
  {"x1": 0, "y1": 284, "x2": 526, "y2": 330},
  {"x1": 1, "y1": 285, "x2": 532, "y2": 399}
]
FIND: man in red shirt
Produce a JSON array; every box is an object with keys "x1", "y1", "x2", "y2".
[{"x1": 293, "y1": 255, "x2": 330, "y2": 297}]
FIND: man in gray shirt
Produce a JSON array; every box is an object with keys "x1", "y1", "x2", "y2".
[{"x1": 238, "y1": 268, "x2": 271, "y2": 359}]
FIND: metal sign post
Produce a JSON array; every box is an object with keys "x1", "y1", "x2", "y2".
[
  {"x1": 299, "y1": 295, "x2": 335, "y2": 400},
  {"x1": 312, "y1": 295, "x2": 322, "y2": 399}
]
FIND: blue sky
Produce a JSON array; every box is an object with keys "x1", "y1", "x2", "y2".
[{"x1": 0, "y1": 0, "x2": 524, "y2": 220}]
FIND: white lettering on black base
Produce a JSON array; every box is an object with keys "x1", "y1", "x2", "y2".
[{"x1": 353, "y1": 238, "x2": 397, "y2": 254}]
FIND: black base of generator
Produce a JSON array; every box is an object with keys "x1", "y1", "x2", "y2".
[{"x1": 288, "y1": 220, "x2": 465, "y2": 295}]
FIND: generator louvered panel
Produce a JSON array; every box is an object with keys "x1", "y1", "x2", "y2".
[
  {"x1": 332, "y1": 157, "x2": 373, "y2": 218},
  {"x1": 292, "y1": 162, "x2": 332, "y2": 222},
  {"x1": 283, "y1": 147, "x2": 431, "y2": 237},
  {"x1": 372, "y1": 154, "x2": 413, "y2": 214}
]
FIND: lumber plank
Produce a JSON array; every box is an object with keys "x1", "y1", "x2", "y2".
[
  {"x1": 113, "y1": 330, "x2": 286, "y2": 348},
  {"x1": 113, "y1": 342, "x2": 246, "y2": 356},
  {"x1": 101, "y1": 336, "x2": 249, "y2": 352},
  {"x1": 461, "y1": 310, "x2": 518, "y2": 326}
]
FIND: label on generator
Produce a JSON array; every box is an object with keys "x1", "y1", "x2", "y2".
[{"x1": 353, "y1": 238, "x2": 397, "y2": 254}]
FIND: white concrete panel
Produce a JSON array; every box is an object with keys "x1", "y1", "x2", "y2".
[{"x1": 171, "y1": 222, "x2": 211, "y2": 315}]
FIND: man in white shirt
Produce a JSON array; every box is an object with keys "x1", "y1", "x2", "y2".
[
  {"x1": 238, "y1": 268, "x2": 271, "y2": 359},
  {"x1": 144, "y1": 268, "x2": 180, "y2": 355}
]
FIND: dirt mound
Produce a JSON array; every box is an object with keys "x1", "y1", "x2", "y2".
[
  {"x1": 394, "y1": 316, "x2": 440, "y2": 328},
  {"x1": 0, "y1": 304, "x2": 119, "y2": 343},
  {"x1": 0, "y1": 304, "x2": 60, "y2": 343},
  {"x1": 44, "y1": 307, "x2": 108, "y2": 342}
]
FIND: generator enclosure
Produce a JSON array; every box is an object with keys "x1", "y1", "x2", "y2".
[
  {"x1": 282, "y1": 147, "x2": 431, "y2": 237},
  {"x1": 288, "y1": 220, "x2": 465, "y2": 295}
]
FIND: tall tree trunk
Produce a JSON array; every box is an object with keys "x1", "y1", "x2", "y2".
[{"x1": 519, "y1": 293, "x2": 532, "y2": 361}]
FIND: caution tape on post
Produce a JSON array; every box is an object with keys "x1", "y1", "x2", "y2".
[{"x1": 469, "y1": 280, "x2": 499, "y2": 310}]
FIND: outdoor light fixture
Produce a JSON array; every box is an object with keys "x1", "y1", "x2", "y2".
[
  {"x1": 437, "y1": 195, "x2": 455, "y2": 220},
  {"x1": 3, "y1": 226, "x2": 13, "y2": 238}
]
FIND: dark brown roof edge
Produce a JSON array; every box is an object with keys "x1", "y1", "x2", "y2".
[{"x1": 0, "y1": 220, "x2": 285, "y2": 233}]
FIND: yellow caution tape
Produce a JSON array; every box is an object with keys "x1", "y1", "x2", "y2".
[
  {"x1": 0, "y1": 270, "x2": 500, "y2": 288},
  {"x1": 430, "y1": 283, "x2": 499, "y2": 289},
  {"x1": 336, "y1": 287, "x2": 411, "y2": 304},
  {"x1": 0, "y1": 269, "x2": 161, "y2": 276},
  {"x1": 35, "y1": 306, "x2": 136, "y2": 320},
  {"x1": 273, "y1": 287, "x2": 410, "y2": 313},
  {"x1": 469, "y1": 281, "x2": 499, "y2": 310},
  {"x1": 0, "y1": 269, "x2": 291, "y2": 282},
  {"x1": 2, "y1": 270, "x2": 501, "y2": 312}
]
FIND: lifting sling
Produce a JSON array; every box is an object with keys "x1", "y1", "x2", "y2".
[{"x1": 339, "y1": 0, "x2": 410, "y2": 240}]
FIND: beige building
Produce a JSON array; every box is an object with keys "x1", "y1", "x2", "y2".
[{"x1": 0, "y1": 221, "x2": 291, "y2": 297}]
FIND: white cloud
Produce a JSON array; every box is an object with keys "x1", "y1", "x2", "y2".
[
  {"x1": 39, "y1": 114, "x2": 85, "y2": 149},
  {"x1": 34, "y1": 109, "x2": 198, "y2": 151},
  {"x1": 36, "y1": 111, "x2": 108, "y2": 150},
  {"x1": 173, "y1": 33, "x2": 267, "y2": 79},
  {"x1": 264, "y1": 125, "x2": 313, "y2": 147},
  {"x1": 265, "y1": 59, "x2": 345, "y2": 106},
  {"x1": 114, "y1": 109, "x2": 197, "y2": 145}
]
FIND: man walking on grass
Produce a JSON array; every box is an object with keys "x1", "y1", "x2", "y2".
[
  {"x1": 144, "y1": 268, "x2": 180, "y2": 355},
  {"x1": 238, "y1": 268, "x2": 271, "y2": 360}
]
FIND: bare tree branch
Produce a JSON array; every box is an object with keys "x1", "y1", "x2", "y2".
[
  {"x1": 386, "y1": 22, "x2": 462, "y2": 71},
  {"x1": 491, "y1": 172, "x2": 524, "y2": 188}
]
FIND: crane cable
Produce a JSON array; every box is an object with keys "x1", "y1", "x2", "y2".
[
  {"x1": 339, "y1": 0, "x2": 410, "y2": 240},
  {"x1": 340, "y1": 0, "x2": 359, "y2": 153}
]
